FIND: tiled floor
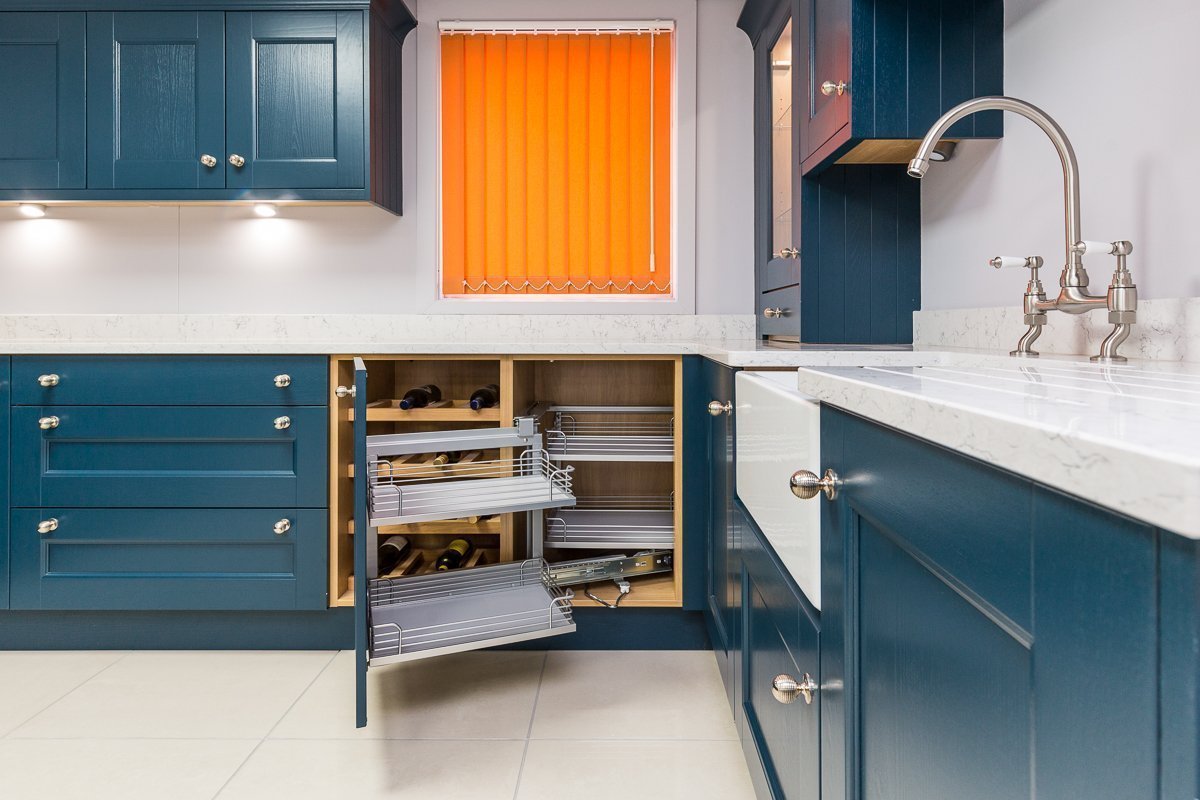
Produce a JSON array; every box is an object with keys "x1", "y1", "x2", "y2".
[{"x1": 0, "y1": 649, "x2": 755, "y2": 800}]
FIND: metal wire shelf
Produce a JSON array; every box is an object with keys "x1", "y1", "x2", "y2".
[
  {"x1": 368, "y1": 559, "x2": 576, "y2": 664},
  {"x1": 544, "y1": 405, "x2": 675, "y2": 462},
  {"x1": 545, "y1": 494, "x2": 675, "y2": 549}
]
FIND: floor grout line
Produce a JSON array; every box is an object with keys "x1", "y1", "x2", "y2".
[
  {"x1": 2, "y1": 651, "x2": 132, "y2": 739},
  {"x1": 209, "y1": 649, "x2": 339, "y2": 800},
  {"x1": 511, "y1": 651, "x2": 549, "y2": 800}
]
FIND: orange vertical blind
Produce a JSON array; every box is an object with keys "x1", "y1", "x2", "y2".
[{"x1": 440, "y1": 27, "x2": 674, "y2": 296}]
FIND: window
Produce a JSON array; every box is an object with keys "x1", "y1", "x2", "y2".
[{"x1": 439, "y1": 22, "x2": 674, "y2": 298}]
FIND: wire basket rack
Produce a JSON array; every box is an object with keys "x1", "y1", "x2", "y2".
[
  {"x1": 544, "y1": 405, "x2": 675, "y2": 462},
  {"x1": 545, "y1": 494, "x2": 675, "y2": 549}
]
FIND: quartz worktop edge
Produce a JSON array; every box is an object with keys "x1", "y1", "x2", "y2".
[{"x1": 795, "y1": 366, "x2": 1200, "y2": 539}]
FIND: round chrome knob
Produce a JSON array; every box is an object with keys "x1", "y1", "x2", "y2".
[
  {"x1": 200, "y1": 154, "x2": 218, "y2": 168},
  {"x1": 707, "y1": 400, "x2": 733, "y2": 417},
  {"x1": 790, "y1": 468, "x2": 840, "y2": 500},
  {"x1": 37, "y1": 518, "x2": 59, "y2": 535},
  {"x1": 763, "y1": 307, "x2": 789, "y2": 319},
  {"x1": 772, "y1": 673, "x2": 817, "y2": 705},
  {"x1": 37, "y1": 373, "x2": 60, "y2": 387},
  {"x1": 273, "y1": 374, "x2": 292, "y2": 388},
  {"x1": 273, "y1": 416, "x2": 291, "y2": 430},
  {"x1": 335, "y1": 385, "x2": 356, "y2": 399},
  {"x1": 38, "y1": 416, "x2": 60, "y2": 430},
  {"x1": 820, "y1": 80, "x2": 847, "y2": 97},
  {"x1": 778, "y1": 247, "x2": 799, "y2": 259},
  {"x1": 229, "y1": 154, "x2": 246, "y2": 168},
  {"x1": 273, "y1": 518, "x2": 292, "y2": 535}
]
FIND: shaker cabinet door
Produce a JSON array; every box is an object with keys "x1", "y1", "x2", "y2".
[
  {"x1": 0, "y1": 13, "x2": 86, "y2": 190},
  {"x1": 226, "y1": 11, "x2": 366, "y2": 190},
  {"x1": 87, "y1": 12, "x2": 226, "y2": 190}
]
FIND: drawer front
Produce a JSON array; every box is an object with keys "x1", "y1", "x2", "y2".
[
  {"x1": 12, "y1": 406, "x2": 327, "y2": 508},
  {"x1": 743, "y1": 514, "x2": 820, "y2": 800},
  {"x1": 758, "y1": 284, "x2": 800, "y2": 337},
  {"x1": 10, "y1": 508, "x2": 327, "y2": 610},
  {"x1": 12, "y1": 355, "x2": 328, "y2": 406},
  {"x1": 736, "y1": 372, "x2": 821, "y2": 610}
]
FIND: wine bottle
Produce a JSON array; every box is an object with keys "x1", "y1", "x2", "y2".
[
  {"x1": 435, "y1": 538, "x2": 472, "y2": 571},
  {"x1": 377, "y1": 535, "x2": 411, "y2": 574},
  {"x1": 431, "y1": 451, "x2": 463, "y2": 468},
  {"x1": 469, "y1": 384, "x2": 501, "y2": 410},
  {"x1": 398, "y1": 384, "x2": 443, "y2": 410}
]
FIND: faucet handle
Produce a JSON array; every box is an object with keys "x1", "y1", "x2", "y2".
[
  {"x1": 1073, "y1": 240, "x2": 1133, "y2": 257},
  {"x1": 990, "y1": 255, "x2": 1044, "y2": 270}
]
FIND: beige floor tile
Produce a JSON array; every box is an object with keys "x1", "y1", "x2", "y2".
[
  {"x1": 11, "y1": 651, "x2": 334, "y2": 740},
  {"x1": 0, "y1": 738, "x2": 258, "y2": 800},
  {"x1": 272, "y1": 649, "x2": 546, "y2": 740},
  {"x1": 0, "y1": 651, "x2": 126, "y2": 736},
  {"x1": 516, "y1": 739, "x2": 756, "y2": 800},
  {"x1": 218, "y1": 738, "x2": 525, "y2": 799},
  {"x1": 530, "y1": 651, "x2": 738, "y2": 740}
]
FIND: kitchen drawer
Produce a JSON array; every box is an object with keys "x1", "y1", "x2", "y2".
[
  {"x1": 758, "y1": 284, "x2": 800, "y2": 337},
  {"x1": 12, "y1": 406, "x2": 327, "y2": 508},
  {"x1": 742, "y1": 508, "x2": 820, "y2": 800},
  {"x1": 9, "y1": 508, "x2": 327, "y2": 610},
  {"x1": 12, "y1": 355, "x2": 328, "y2": 406}
]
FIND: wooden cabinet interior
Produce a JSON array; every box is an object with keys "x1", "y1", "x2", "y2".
[{"x1": 330, "y1": 355, "x2": 684, "y2": 609}]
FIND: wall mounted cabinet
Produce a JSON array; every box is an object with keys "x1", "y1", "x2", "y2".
[{"x1": 0, "y1": 0, "x2": 413, "y2": 213}]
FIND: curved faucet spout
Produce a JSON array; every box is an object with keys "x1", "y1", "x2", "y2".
[{"x1": 907, "y1": 96, "x2": 1086, "y2": 287}]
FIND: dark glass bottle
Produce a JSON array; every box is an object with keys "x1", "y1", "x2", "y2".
[
  {"x1": 469, "y1": 384, "x2": 501, "y2": 410},
  {"x1": 435, "y1": 538, "x2": 472, "y2": 571},
  {"x1": 398, "y1": 384, "x2": 442, "y2": 410},
  {"x1": 377, "y1": 535, "x2": 411, "y2": 574}
]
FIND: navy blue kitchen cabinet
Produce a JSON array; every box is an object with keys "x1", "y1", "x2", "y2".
[
  {"x1": 87, "y1": 11, "x2": 226, "y2": 190},
  {"x1": 9, "y1": 508, "x2": 326, "y2": 611},
  {"x1": 819, "y1": 407, "x2": 1163, "y2": 800},
  {"x1": 740, "y1": 502, "x2": 820, "y2": 800},
  {"x1": 0, "y1": 13, "x2": 86, "y2": 189},
  {"x1": 797, "y1": 0, "x2": 1003, "y2": 174},
  {"x1": 702, "y1": 358, "x2": 741, "y2": 720},
  {"x1": 11, "y1": 405, "x2": 327, "y2": 508},
  {"x1": 1, "y1": 357, "x2": 9, "y2": 609},
  {"x1": 0, "y1": 1, "x2": 414, "y2": 212},
  {"x1": 226, "y1": 11, "x2": 364, "y2": 190}
]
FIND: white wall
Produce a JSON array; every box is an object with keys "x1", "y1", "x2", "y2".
[
  {"x1": 920, "y1": 0, "x2": 1200, "y2": 311},
  {"x1": 0, "y1": 0, "x2": 755, "y2": 316}
]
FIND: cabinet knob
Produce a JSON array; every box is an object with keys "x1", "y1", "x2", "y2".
[
  {"x1": 37, "y1": 373, "x2": 60, "y2": 387},
  {"x1": 777, "y1": 247, "x2": 799, "y2": 259},
  {"x1": 274, "y1": 374, "x2": 292, "y2": 388},
  {"x1": 38, "y1": 416, "x2": 60, "y2": 430},
  {"x1": 790, "y1": 468, "x2": 840, "y2": 500},
  {"x1": 763, "y1": 307, "x2": 790, "y2": 319},
  {"x1": 200, "y1": 154, "x2": 218, "y2": 168},
  {"x1": 772, "y1": 673, "x2": 818, "y2": 705},
  {"x1": 229, "y1": 154, "x2": 246, "y2": 168},
  {"x1": 273, "y1": 416, "x2": 291, "y2": 430},
  {"x1": 707, "y1": 400, "x2": 733, "y2": 417},
  {"x1": 820, "y1": 80, "x2": 848, "y2": 97},
  {"x1": 273, "y1": 518, "x2": 292, "y2": 535},
  {"x1": 335, "y1": 385, "x2": 357, "y2": 399},
  {"x1": 37, "y1": 518, "x2": 59, "y2": 535}
]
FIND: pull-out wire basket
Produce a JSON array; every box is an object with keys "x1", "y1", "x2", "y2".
[
  {"x1": 543, "y1": 405, "x2": 675, "y2": 462},
  {"x1": 545, "y1": 495, "x2": 675, "y2": 549},
  {"x1": 368, "y1": 559, "x2": 576, "y2": 664},
  {"x1": 368, "y1": 450, "x2": 575, "y2": 527}
]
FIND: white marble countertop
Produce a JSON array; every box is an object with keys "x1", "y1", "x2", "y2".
[{"x1": 793, "y1": 354, "x2": 1200, "y2": 539}]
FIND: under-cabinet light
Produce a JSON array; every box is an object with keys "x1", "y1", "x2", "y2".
[
  {"x1": 253, "y1": 203, "x2": 278, "y2": 218},
  {"x1": 17, "y1": 203, "x2": 46, "y2": 219}
]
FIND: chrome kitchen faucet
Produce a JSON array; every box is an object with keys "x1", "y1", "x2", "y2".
[{"x1": 907, "y1": 96, "x2": 1137, "y2": 362}]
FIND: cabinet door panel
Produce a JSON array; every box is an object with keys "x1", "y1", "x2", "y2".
[
  {"x1": 226, "y1": 11, "x2": 365, "y2": 190},
  {"x1": 703, "y1": 360, "x2": 739, "y2": 718},
  {"x1": 87, "y1": 12, "x2": 225, "y2": 189},
  {"x1": 0, "y1": 13, "x2": 85, "y2": 189},
  {"x1": 799, "y1": 0, "x2": 850, "y2": 164},
  {"x1": 1, "y1": 358, "x2": 9, "y2": 609},
  {"x1": 11, "y1": 406, "x2": 327, "y2": 508},
  {"x1": 10, "y1": 508, "x2": 327, "y2": 611}
]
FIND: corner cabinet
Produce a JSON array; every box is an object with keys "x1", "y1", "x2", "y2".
[{"x1": 0, "y1": 0, "x2": 413, "y2": 213}]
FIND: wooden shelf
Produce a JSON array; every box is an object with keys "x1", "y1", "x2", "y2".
[
  {"x1": 347, "y1": 517, "x2": 503, "y2": 536},
  {"x1": 350, "y1": 398, "x2": 501, "y2": 422},
  {"x1": 568, "y1": 572, "x2": 679, "y2": 608}
]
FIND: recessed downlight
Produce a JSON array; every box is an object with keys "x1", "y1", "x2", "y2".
[
  {"x1": 18, "y1": 203, "x2": 47, "y2": 219},
  {"x1": 253, "y1": 203, "x2": 278, "y2": 218}
]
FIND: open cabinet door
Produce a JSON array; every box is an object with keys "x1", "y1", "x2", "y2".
[{"x1": 353, "y1": 357, "x2": 370, "y2": 728}]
